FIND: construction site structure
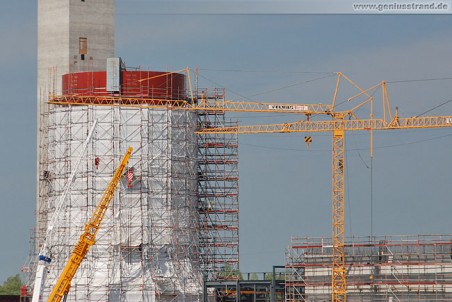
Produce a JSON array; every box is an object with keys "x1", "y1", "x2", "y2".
[
  {"x1": 286, "y1": 234, "x2": 452, "y2": 301},
  {"x1": 197, "y1": 88, "x2": 240, "y2": 281},
  {"x1": 30, "y1": 63, "x2": 240, "y2": 301},
  {"x1": 33, "y1": 3, "x2": 452, "y2": 300},
  {"x1": 39, "y1": 69, "x2": 452, "y2": 302},
  {"x1": 204, "y1": 267, "x2": 286, "y2": 302},
  {"x1": 33, "y1": 69, "x2": 180, "y2": 301},
  {"x1": 195, "y1": 74, "x2": 452, "y2": 301}
]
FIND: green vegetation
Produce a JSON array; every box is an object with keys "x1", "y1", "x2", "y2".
[
  {"x1": 219, "y1": 264, "x2": 243, "y2": 280},
  {"x1": 0, "y1": 274, "x2": 22, "y2": 295},
  {"x1": 264, "y1": 272, "x2": 285, "y2": 281}
]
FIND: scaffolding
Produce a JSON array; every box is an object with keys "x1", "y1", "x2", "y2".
[
  {"x1": 197, "y1": 88, "x2": 240, "y2": 281},
  {"x1": 30, "y1": 67, "x2": 241, "y2": 301},
  {"x1": 21, "y1": 227, "x2": 37, "y2": 298},
  {"x1": 34, "y1": 102, "x2": 202, "y2": 302},
  {"x1": 203, "y1": 267, "x2": 285, "y2": 302},
  {"x1": 285, "y1": 235, "x2": 452, "y2": 302}
]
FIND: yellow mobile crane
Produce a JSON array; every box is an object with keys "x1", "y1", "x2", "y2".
[{"x1": 47, "y1": 147, "x2": 133, "y2": 302}]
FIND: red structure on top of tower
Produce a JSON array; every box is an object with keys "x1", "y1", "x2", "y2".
[{"x1": 62, "y1": 70, "x2": 186, "y2": 100}]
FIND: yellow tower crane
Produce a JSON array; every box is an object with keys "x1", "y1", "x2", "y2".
[
  {"x1": 47, "y1": 71, "x2": 452, "y2": 301},
  {"x1": 195, "y1": 81, "x2": 452, "y2": 301},
  {"x1": 47, "y1": 147, "x2": 133, "y2": 302}
]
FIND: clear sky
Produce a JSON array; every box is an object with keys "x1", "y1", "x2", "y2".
[{"x1": 2, "y1": 1, "x2": 452, "y2": 284}]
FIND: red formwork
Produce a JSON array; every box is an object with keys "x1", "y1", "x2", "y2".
[{"x1": 62, "y1": 70, "x2": 186, "y2": 99}]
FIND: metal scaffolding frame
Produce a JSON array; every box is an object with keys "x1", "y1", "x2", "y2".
[
  {"x1": 197, "y1": 88, "x2": 240, "y2": 281},
  {"x1": 285, "y1": 246, "x2": 305, "y2": 302},
  {"x1": 30, "y1": 72, "x2": 241, "y2": 301},
  {"x1": 33, "y1": 102, "x2": 202, "y2": 302},
  {"x1": 286, "y1": 235, "x2": 452, "y2": 302},
  {"x1": 203, "y1": 267, "x2": 285, "y2": 302}
]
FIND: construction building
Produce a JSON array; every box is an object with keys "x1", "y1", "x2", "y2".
[
  {"x1": 33, "y1": 0, "x2": 238, "y2": 301},
  {"x1": 30, "y1": 1, "x2": 452, "y2": 302},
  {"x1": 286, "y1": 235, "x2": 452, "y2": 301}
]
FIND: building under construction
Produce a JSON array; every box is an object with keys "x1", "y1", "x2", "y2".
[
  {"x1": 286, "y1": 235, "x2": 452, "y2": 301},
  {"x1": 29, "y1": 1, "x2": 452, "y2": 302},
  {"x1": 33, "y1": 1, "x2": 238, "y2": 301},
  {"x1": 34, "y1": 68, "x2": 239, "y2": 302}
]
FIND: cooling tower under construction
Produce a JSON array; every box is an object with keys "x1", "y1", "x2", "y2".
[
  {"x1": 37, "y1": 70, "x2": 202, "y2": 302},
  {"x1": 34, "y1": 1, "x2": 239, "y2": 301}
]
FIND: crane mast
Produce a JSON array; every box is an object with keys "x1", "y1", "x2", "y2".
[
  {"x1": 331, "y1": 128, "x2": 346, "y2": 301},
  {"x1": 47, "y1": 146, "x2": 133, "y2": 302}
]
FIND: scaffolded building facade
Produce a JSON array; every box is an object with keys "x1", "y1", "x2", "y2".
[
  {"x1": 34, "y1": 1, "x2": 240, "y2": 300},
  {"x1": 38, "y1": 107, "x2": 201, "y2": 301},
  {"x1": 197, "y1": 88, "x2": 240, "y2": 281},
  {"x1": 285, "y1": 235, "x2": 452, "y2": 302},
  {"x1": 31, "y1": 69, "x2": 240, "y2": 301}
]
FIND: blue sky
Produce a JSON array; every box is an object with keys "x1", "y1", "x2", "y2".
[{"x1": 2, "y1": 1, "x2": 452, "y2": 284}]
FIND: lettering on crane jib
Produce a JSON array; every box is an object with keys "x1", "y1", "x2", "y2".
[{"x1": 268, "y1": 104, "x2": 308, "y2": 111}]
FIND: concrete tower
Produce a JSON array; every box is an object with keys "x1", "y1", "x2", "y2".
[
  {"x1": 37, "y1": 0, "x2": 115, "y2": 217},
  {"x1": 35, "y1": 1, "x2": 204, "y2": 301},
  {"x1": 37, "y1": 0, "x2": 115, "y2": 96},
  {"x1": 36, "y1": 0, "x2": 115, "y2": 255}
]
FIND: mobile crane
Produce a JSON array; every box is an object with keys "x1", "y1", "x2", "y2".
[{"x1": 47, "y1": 146, "x2": 133, "y2": 302}]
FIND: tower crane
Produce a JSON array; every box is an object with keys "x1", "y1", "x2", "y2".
[
  {"x1": 46, "y1": 71, "x2": 452, "y2": 301},
  {"x1": 195, "y1": 82, "x2": 452, "y2": 301},
  {"x1": 47, "y1": 146, "x2": 133, "y2": 302}
]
